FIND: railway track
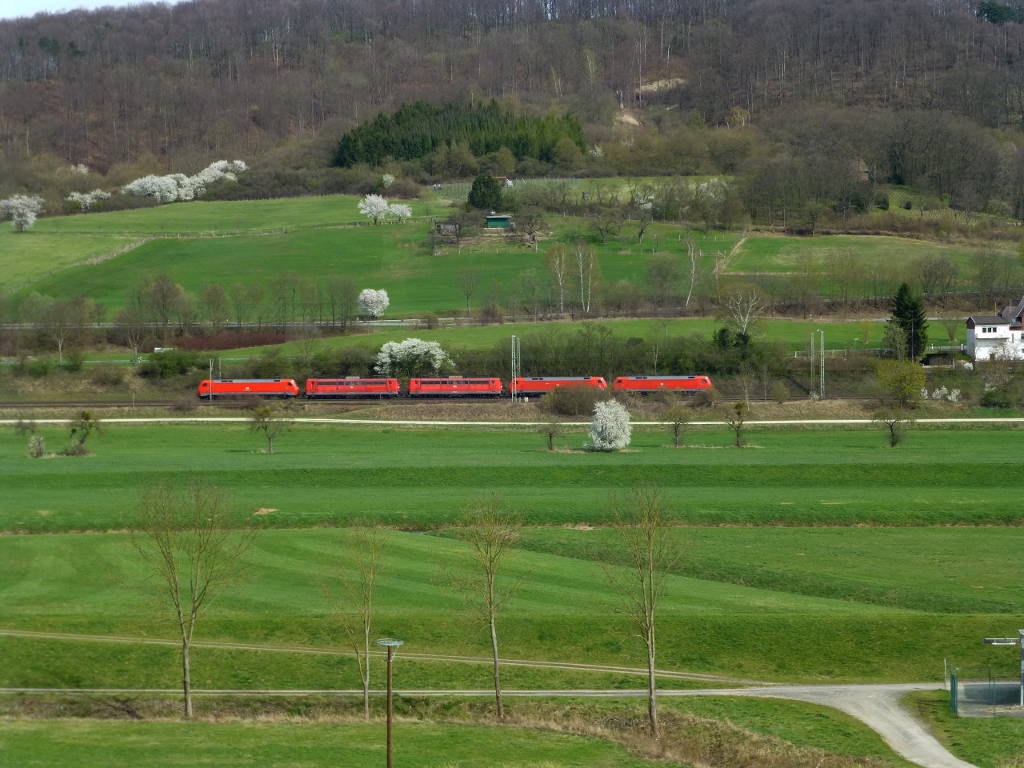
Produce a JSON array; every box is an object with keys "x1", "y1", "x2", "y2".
[{"x1": 0, "y1": 395, "x2": 879, "y2": 409}]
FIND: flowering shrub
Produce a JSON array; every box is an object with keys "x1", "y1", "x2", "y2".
[
  {"x1": 66, "y1": 189, "x2": 112, "y2": 211},
  {"x1": 0, "y1": 194, "x2": 45, "y2": 231},
  {"x1": 389, "y1": 203, "x2": 412, "y2": 221},
  {"x1": 358, "y1": 194, "x2": 390, "y2": 224},
  {"x1": 122, "y1": 160, "x2": 247, "y2": 203},
  {"x1": 587, "y1": 400, "x2": 631, "y2": 451},
  {"x1": 374, "y1": 338, "x2": 453, "y2": 377},
  {"x1": 357, "y1": 289, "x2": 390, "y2": 318}
]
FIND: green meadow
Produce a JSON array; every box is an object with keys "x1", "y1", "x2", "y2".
[
  {"x1": 728, "y1": 234, "x2": 1001, "y2": 276},
  {"x1": 8, "y1": 189, "x2": 986, "y2": 322},
  {"x1": 29, "y1": 194, "x2": 439, "y2": 235},
  {"x1": 1, "y1": 423, "x2": 1020, "y2": 533},
  {"x1": 0, "y1": 719, "x2": 663, "y2": 768},
  {"x1": 0, "y1": 229, "x2": 138, "y2": 291},
  {"x1": 21, "y1": 216, "x2": 735, "y2": 316},
  {"x1": 0, "y1": 693, "x2": 920, "y2": 768},
  {"x1": 908, "y1": 691, "x2": 1024, "y2": 768}
]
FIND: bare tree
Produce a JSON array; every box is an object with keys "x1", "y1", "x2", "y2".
[
  {"x1": 330, "y1": 526, "x2": 385, "y2": 720},
  {"x1": 131, "y1": 481, "x2": 253, "y2": 719},
  {"x1": 546, "y1": 245, "x2": 569, "y2": 316},
  {"x1": 722, "y1": 287, "x2": 765, "y2": 337},
  {"x1": 683, "y1": 238, "x2": 700, "y2": 309},
  {"x1": 660, "y1": 404, "x2": 690, "y2": 448},
  {"x1": 249, "y1": 403, "x2": 290, "y2": 454},
  {"x1": 460, "y1": 268, "x2": 480, "y2": 315},
  {"x1": 721, "y1": 401, "x2": 749, "y2": 447},
  {"x1": 452, "y1": 499, "x2": 519, "y2": 719},
  {"x1": 539, "y1": 420, "x2": 564, "y2": 451},
  {"x1": 602, "y1": 488, "x2": 678, "y2": 741},
  {"x1": 574, "y1": 242, "x2": 599, "y2": 314},
  {"x1": 874, "y1": 408, "x2": 913, "y2": 447},
  {"x1": 939, "y1": 314, "x2": 963, "y2": 344},
  {"x1": 514, "y1": 208, "x2": 545, "y2": 251}
]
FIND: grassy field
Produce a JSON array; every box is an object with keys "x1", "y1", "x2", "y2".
[
  {"x1": 908, "y1": 691, "x2": 1024, "y2": 768},
  {"x1": 21, "y1": 217, "x2": 735, "y2": 316},
  {"x1": 29, "y1": 195, "x2": 440, "y2": 235},
  {"x1": 6, "y1": 187, "x2": 999, "y2": 321},
  {"x1": 506, "y1": 526, "x2": 1024, "y2": 614},
  {"x1": 729, "y1": 234, "x2": 1001, "y2": 276},
  {"x1": 0, "y1": 230, "x2": 139, "y2": 290},
  {"x1": 0, "y1": 692, "x2": 921, "y2": 768},
  {"x1": 2, "y1": 423, "x2": 1022, "y2": 533},
  {"x1": 0, "y1": 718, "x2": 665, "y2": 767}
]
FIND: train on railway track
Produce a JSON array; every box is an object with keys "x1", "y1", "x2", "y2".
[{"x1": 196, "y1": 375, "x2": 715, "y2": 400}]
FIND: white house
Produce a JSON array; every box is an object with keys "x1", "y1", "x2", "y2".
[{"x1": 966, "y1": 297, "x2": 1024, "y2": 360}]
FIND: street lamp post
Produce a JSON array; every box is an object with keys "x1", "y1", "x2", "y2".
[
  {"x1": 376, "y1": 638, "x2": 404, "y2": 768},
  {"x1": 983, "y1": 630, "x2": 1024, "y2": 706}
]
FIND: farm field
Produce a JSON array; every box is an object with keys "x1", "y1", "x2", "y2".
[
  {"x1": 3, "y1": 424, "x2": 1024, "y2": 532},
  {"x1": 20, "y1": 216, "x2": 735, "y2": 316}
]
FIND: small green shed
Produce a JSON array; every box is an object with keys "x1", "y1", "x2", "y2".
[{"x1": 485, "y1": 214, "x2": 513, "y2": 229}]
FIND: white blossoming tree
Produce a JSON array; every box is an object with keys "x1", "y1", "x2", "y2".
[
  {"x1": 358, "y1": 194, "x2": 391, "y2": 224},
  {"x1": 381, "y1": 173, "x2": 395, "y2": 188},
  {"x1": 374, "y1": 338, "x2": 453, "y2": 378},
  {"x1": 357, "y1": 288, "x2": 390, "y2": 318},
  {"x1": 0, "y1": 195, "x2": 45, "y2": 232},
  {"x1": 588, "y1": 400, "x2": 632, "y2": 451},
  {"x1": 122, "y1": 160, "x2": 247, "y2": 204},
  {"x1": 388, "y1": 203, "x2": 412, "y2": 222},
  {"x1": 66, "y1": 189, "x2": 112, "y2": 211}
]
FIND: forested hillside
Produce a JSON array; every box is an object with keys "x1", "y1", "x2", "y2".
[{"x1": 3, "y1": 0, "x2": 1024, "y2": 216}]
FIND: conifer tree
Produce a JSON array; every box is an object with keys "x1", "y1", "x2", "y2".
[
  {"x1": 468, "y1": 174, "x2": 503, "y2": 211},
  {"x1": 890, "y1": 283, "x2": 928, "y2": 359}
]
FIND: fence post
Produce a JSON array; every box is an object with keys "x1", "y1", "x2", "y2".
[{"x1": 950, "y1": 669, "x2": 958, "y2": 714}]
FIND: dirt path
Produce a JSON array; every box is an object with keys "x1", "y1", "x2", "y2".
[
  {"x1": 0, "y1": 628, "x2": 755, "y2": 684},
  {"x1": 0, "y1": 628, "x2": 973, "y2": 767}
]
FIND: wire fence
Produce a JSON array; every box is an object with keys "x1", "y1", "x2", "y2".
[{"x1": 950, "y1": 666, "x2": 1024, "y2": 718}]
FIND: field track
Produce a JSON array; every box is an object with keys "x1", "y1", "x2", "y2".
[{"x1": 0, "y1": 628, "x2": 751, "y2": 684}]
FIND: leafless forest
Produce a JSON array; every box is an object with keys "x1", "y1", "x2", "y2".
[{"x1": 2, "y1": 0, "x2": 1024, "y2": 187}]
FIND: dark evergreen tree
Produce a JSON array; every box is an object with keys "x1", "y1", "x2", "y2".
[
  {"x1": 334, "y1": 101, "x2": 585, "y2": 169},
  {"x1": 890, "y1": 283, "x2": 928, "y2": 359},
  {"x1": 468, "y1": 174, "x2": 502, "y2": 211}
]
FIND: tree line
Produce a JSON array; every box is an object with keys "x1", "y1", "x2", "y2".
[{"x1": 4, "y1": 0, "x2": 1024, "y2": 214}]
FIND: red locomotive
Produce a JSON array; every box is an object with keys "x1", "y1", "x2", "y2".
[
  {"x1": 611, "y1": 375, "x2": 714, "y2": 394},
  {"x1": 196, "y1": 379, "x2": 300, "y2": 399},
  {"x1": 511, "y1": 376, "x2": 608, "y2": 395},
  {"x1": 408, "y1": 376, "x2": 503, "y2": 397},
  {"x1": 305, "y1": 378, "x2": 400, "y2": 399}
]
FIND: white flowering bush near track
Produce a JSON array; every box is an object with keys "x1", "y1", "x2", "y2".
[
  {"x1": 587, "y1": 400, "x2": 632, "y2": 451},
  {"x1": 0, "y1": 194, "x2": 45, "y2": 231},
  {"x1": 122, "y1": 160, "x2": 248, "y2": 203},
  {"x1": 357, "y1": 289, "x2": 390, "y2": 318},
  {"x1": 66, "y1": 189, "x2": 111, "y2": 211},
  {"x1": 374, "y1": 338, "x2": 453, "y2": 377}
]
